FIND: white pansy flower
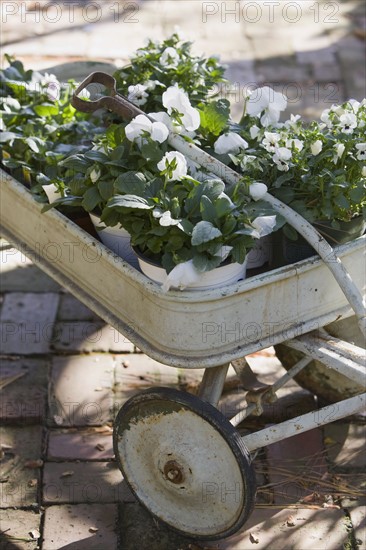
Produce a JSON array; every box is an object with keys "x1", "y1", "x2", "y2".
[
  {"x1": 240, "y1": 155, "x2": 257, "y2": 170},
  {"x1": 90, "y1": 166, "x2": 101, "y2": 183},
  {"x1": 214, "y1": 132, "x2": 248, "y2": 155},
  {"x1": 285, "y1": 114, "x2": 301, "y2": 129},
  {"x1": 320, "y1": 109, "x2": 332, "y2": 128},
  {"x1": 251, "y1": 215, "x2": 277, "y2": 239},
  {"x1": 333, "y1": 142, "x2": 345, "y2": 164},
  {"x1": 162, "y1": 86, "x2": 200, "y2": 132},
  {"x1": 26, "y1": 72, "x2": 60, "y2": 98},
  {"x1": 348, "y1": 99, "x2": 361, "y2": 113},
  {"x1": 144, "y1": 79, "x2": 164, "y2": 91},
  {"x1": 311, "y1": 140, "x2": 323, "y2": 156},
  {"x1": 46, "y1": 81, "x2": 60, "y2": 101},
  {"x1": 150, "y1": 111, "x2": 186, "y2": 135},
  {"x1": 273, "y1": 147, "x2": 292, "y2": 171},
  {"x1": 286, "y1": 138, "x2": 304, "y2": 152},
  {"x1": 157, "y1": 151, "x2": 188, "y2": 181},
  {"x1": 42, "y1": 184, "x2": 61, "y2": 203},
  {"x1": 262, "y1": 132, "x2": 281, "y2": 153},
  {"x1": 331, "y1": 104, "x2": 345, "y2": 116},
  {"x1": 159, "y1": 47, "x2": 180, "y2": 68},
  {"x1": 125, "y1": 114, "x2": 169, "y2": 145},
  {"x1": 249, "y1": 182, "x2": 268, "y2": 201},
  {"x1": 246, "y1": 86, "x2": 287, "y2": 127},
  {"x1": 250, "y1": 125, "x2": 260, "y2": 139},
  {"x1": 40, "y1": 72, "x2": 59, "y2": 86},
  {"x1": 362, "y1": 166, "x2": 366, "y2": 177},
  {"x1": 125, "y1": 114, "x2": 151, "y2": 142},
  {"x1": 128, "y1": 84, "x2": 149, "y2": 106},
  {"x1": 339, "y1": 113, "x2": 357, "y2": 134},
  {"x1": 151, "y1": 122, "x2": 170, "y2": 143},
  {"x1": 355, "y1": 143, "x2": 366, "y2": 161}
]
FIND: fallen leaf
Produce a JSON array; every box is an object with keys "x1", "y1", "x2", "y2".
[
  {"x1": 24, "y1": 459, "x2": 43, "y2": 469},
  {"x1": 286, "y1": 515, "x2": 295, "y2": 527},
  {"x1": 249, "y1": 532, "x2": 259, "y2": 544},
  {"x1": 60, "y1": 471, "x2": 74, "y2": 478},
  {"x1": 95, "y1": 443, "x2": 105, "y2": 452},
  {"x1": 1, "y1": 444, "x2": 13, "y2": 451},
  {"x1": 301, "y1": 492, "x2": 320, "y2": 503},
  {"x1": 322, "y1": 503, "x2": 340, "y2": 509},
  {"x1": 94, "y1": 387, "x2": 104, "y2": 392},
  {"x1": 29, "y1": 529, "x2": 40, "y2": 540},
  {"x1": 0, "y1": 476, "x2": 9, "y2": 483},
  {"x1": 93, "y1": 426, "x2": 113, "y2": 434},
  {"x1": 54, "y1": 415, "x2": 64, "y2": 426},
  {"x1": 324, "y1": 436, "x2": 336, "y2": 445},
  {"x1": 28, "y1": 479, "x2": 38, "y2": 487},
  {"x1": 89, "y1": 527, "x2": 99, "y2": 533}
]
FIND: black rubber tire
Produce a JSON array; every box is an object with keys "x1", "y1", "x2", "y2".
[{"x1": 113, "y1": 387, "x2": 256, "y2": 541}]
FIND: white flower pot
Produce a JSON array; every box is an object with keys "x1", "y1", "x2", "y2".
[
  {"x1": 89, "y1": 213, "x2": 139, "y2": 269},
  {"x1": 136, "y1": 252, "x2": 247, "y2": 291},
  {"x1": 247, "y1": 236, "x2": 272, "y2": 269}
]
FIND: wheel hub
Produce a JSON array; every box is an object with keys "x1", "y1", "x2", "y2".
[
  {"x1": 113, "y1": 387, "x2": 256, "y2": 540},
  {"x1": 163, "y1": 460, "x2": 185, "y2": 484}
]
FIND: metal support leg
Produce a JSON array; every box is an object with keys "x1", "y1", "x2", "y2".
[
  {"x1": 230, "y1": 355, "x2": 312, "y2": 426},
  {"x1": 242, "y1": 393, "x2": 366, "y2": 452},
  {"x1": 198, "y1": 364, "x2": 229, "y2": 407},
  {"x1": 285, "y1": 331, "x2": 366, "y2": 387}
]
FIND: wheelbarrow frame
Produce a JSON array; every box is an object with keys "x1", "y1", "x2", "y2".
[{"x1": 1, "y1": 167, "x2": 365, "y2": 437}]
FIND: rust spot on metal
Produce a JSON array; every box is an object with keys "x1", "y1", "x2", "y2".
[{"x1": 163, "y1": 460, "x2": 185, "y2": 484}]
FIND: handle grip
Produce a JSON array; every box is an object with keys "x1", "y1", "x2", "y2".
[{"x1": 72, "y1": 71, "x2": 142, "y2": 121}]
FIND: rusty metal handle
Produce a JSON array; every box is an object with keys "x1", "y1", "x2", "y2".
[{"x1": 72, "y1": 71, "x2": 143, "y2": 122}]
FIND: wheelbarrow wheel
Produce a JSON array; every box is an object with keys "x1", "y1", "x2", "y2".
[
  {"x1": 113, "y1": 387, "x2": 256, "y2": 540},
  {"x1": 275, "y1": 316, "x2": 364, "y2": 403}
]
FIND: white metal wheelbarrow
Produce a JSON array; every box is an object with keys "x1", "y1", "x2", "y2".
[{"x1": 0, "y1": 71, "x2": 365, "y2": 541}]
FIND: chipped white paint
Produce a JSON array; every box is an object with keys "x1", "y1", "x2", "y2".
[
  {"x1": 118, "y1": 408, "x2": 245, "y2": 537},
  {"x1": 1, "y1": 170, "x2": 364, "y2": 369}
]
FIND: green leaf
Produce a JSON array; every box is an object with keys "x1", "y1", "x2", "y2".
[
  {"x1": 108, "y1": 194, "x2": 153, "y2": 210},
  {"x1": 200, "y1": 195, "x2": 216, "y2": 222},
  {"x1": 222, "y1": 217, "x2": 237, "y2": 235},
  {"x1": 231, "y1": 238, "x2": 247, "y2": 264},
  {"x1": 273, "y1": 172, "x2": 294, "y2": 188},
  {"x1": 193, "y1": 253, "x2": 222, "y2": 272},
  {"x1": 349, "y1": 186, "x2": 365, "y2": 203},
  {"x1": 61, "y1": 155, "x2": 92, "y2": 173},
  {"x1": 25, "y1": 137, "x2": 43, "y2": 153},
  {"x1": 114, "y1": 171, "x2": 146, "y2": 196},
  {"x1": 203, "y1": 179, "x2": 226, "y2": 201},
  {"x1": 177, "y1": 219, "x2": 193, "y2": 235},
  {"x1": 191, "y1": 221, "x2": 222, "y2": 245},
  {"x1": 283, "y1": 224, "x2": 299, "y2": 241},
  {"x1": 273, "y1": 188, "x2": 295, "y2": 203},
  {"x1": 215, "y1": 195, "x2": 234, "y2": 217},
  {"x1": 199, "y1": 99, "x2": 230, "y2": 136},
  {"x1": 34, "y1": 103, "x2": 59, "y2": 117},
  {"x1": 81, "y1": 186, "x2": 102, "y2": 212},
  {"x1": 98, "y1": 180, "x2": 115, "y2": 201},
  {"x1": 140, "y1": 141, "x2": 165, "y2": 162},
  {"x1": 84, "y1": 150, "x2": 109, "y2": 163},
  {"x1": 334, "y1": 194, "x2": 350, "y2": 210}
]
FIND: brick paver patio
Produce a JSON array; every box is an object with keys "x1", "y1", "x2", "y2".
[{"x1": 1, "y1": 1, "x2": 365, "y2": 548}]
